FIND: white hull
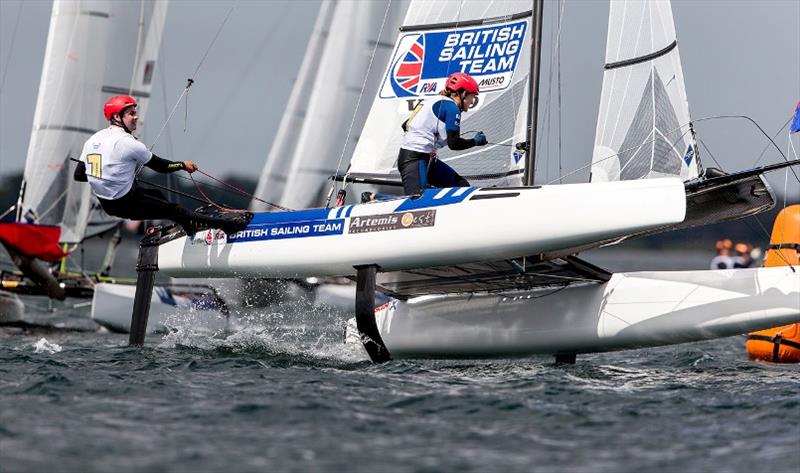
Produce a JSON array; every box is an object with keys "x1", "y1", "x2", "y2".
[
  {"x1": 159, "y1": 179, "x2": 686, "y2": 278},
  {"x1": 313, "y1": 283, "x2": 357, "y2": 311},
  {"x1": 91, "y1": 283, "x2": 230, "y2": 334},
  {"x1": 350, "y1": 266, "x2": 800, "y2": 357}
]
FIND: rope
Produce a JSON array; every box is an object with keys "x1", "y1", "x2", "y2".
[
  {"x1": 188, "y1": 173, "x2": 248, "y2": 213},
  {"x1": 194, "y1": 170, "x2": 290, "y2": 211},
  {"x1": 141, "y1": 167, "x2": 259, "y2": 200}
]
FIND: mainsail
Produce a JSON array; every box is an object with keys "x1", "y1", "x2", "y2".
[
  {"x1": 346, "y1": 0, "x2": 532, "y2": 189},
  {"x1": 591, "y1": 0, "x2": 699, "y2": 183},
  {"x1": 17, "y1": 0, "x2": 168, "y2": 243}
]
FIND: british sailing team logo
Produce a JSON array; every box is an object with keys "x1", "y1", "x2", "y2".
[
  {"x1": 389, "y1": 35, "x2": 425, "y2": 98},
  {"x1": 379, "y1": 19, "x2": 528, "y2": 100}
]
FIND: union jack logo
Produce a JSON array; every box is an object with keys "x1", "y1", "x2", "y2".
[{"x1": 390, "y1": 35, "x2": 424, "y2": 98}]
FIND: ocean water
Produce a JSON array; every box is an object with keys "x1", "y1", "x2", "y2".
[{"x1": 1, "y1": 296, "x2": 798, "y2": 473}]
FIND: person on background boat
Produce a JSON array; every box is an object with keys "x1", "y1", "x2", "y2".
[
  {"x1": 733, "y1": 242, "x2": 759, "y2": 268},
  {"x1": 710, "y1": 239, "x2": 734, "y2": 270},
  {"x1": 363, "y1": 72, "x2": 488, "y2": 202},
  {"x1": 74, "y1": 95, "x2": 250, "y2": 235}
]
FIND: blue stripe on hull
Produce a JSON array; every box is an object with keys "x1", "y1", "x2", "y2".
[{"x1": 235, "y1": 187, "x2": 477, "y2": 243}]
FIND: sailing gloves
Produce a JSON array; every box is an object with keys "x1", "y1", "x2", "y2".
[{"x1": 474, "y1": 132, "x2": 488, "y2": 146}]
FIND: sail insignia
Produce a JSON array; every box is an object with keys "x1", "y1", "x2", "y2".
[{"x1": 348, "y1": 0, "x2": 533, "y2": 189}]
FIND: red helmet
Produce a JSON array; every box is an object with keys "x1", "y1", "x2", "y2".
[
  {"x1": 103, "y1": 95, "x2": 137, "y2": 121},
  {"x1": 445, "y1": 72, "x2": 479, "y2": 95}
]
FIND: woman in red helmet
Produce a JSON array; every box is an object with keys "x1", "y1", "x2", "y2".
[
  {"x1": 75, "y1": 95, "x2": 250, "y2": 234},
  {"x1": 396, "y1": 72, "x2": 488, "y2": 195}
]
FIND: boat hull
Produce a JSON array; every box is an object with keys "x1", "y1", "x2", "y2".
[
  {"x1": 351, "y1": 266, "x2": 800, "y2": 357},
  {"x1": 158, "y1": 179, "x2": 686, "y2": 278},
  {"x1": 91, "y1": 283, "x2": 230, "y2": 334}
]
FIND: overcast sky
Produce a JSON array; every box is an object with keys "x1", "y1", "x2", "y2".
[{"x1": 1, "y1": 0, "x2": 798, "y2": 195}]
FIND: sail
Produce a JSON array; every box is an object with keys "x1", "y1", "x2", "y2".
[
  {"x1": 276, "y1": 0, "x2": 410, "y2": 210},
  {"x1": 18, "y1": 0, "x2": 168, "y2": 243},
  {"x1": 251, "y1": 1, "x2": 338, "y2": 211},
  {"x1": 591, "y1": 0, "x2": 699, "y2": 183},
  {"x1": 347, "y1": 0, "x2": 532, "y2": 189}
]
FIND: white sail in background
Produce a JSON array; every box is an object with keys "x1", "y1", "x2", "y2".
[
  {"x1": 591, "y1": 0, "x2": 698, "y2": 183},
  {"x1": 277, "y1": 0, "x2": 410, "y2": 210},
  {"x1": 347, "y1": 0, "x2": 532, "y2": 189},
  {"x1": 251, "y1": 1, "x2": 338, "y2": 212},
  {"x1": 18, "y1": 0, "x2": 168, "y2": 243}
]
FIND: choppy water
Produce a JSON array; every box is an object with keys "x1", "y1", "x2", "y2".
[{"x1": 1, "y1": 297, "x2": 798, "y2": 473}]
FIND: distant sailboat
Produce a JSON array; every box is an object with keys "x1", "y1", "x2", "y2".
[{"x1": 0, "y1": 0, "x2": 226, "y2": 332}]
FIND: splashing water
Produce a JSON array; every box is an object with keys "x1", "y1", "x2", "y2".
[
  {"x1": 157, "y1": 293, "x2": 367, "y2": 363},
  {"x1": 32, "y1": 337, "x2": 62, "y2": 354}
]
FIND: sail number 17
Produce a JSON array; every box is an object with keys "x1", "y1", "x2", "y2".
[{"x1": 86, "y1": 154, "x2": 102, "y2": 178}]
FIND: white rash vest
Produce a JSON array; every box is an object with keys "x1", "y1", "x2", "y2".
[
  {"x1": 79, "y1": 127, "x2": 152, "y2": 200},
  {"x1": 400, "y1": 96, "x2": 461, "y2": 154}
]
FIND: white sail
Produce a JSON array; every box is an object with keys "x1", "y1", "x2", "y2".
[
  {"x1": 18, "y1": 0, "x2": 168, "y2": 243},
  {"x1": 277, "y1": 0, "x2": 409, "y2": 210},
  {"x1": 250, "y1": 1, "x2": 338, "y2": 211},
  {"x1": 591, "y1": 0, "x2": 698, "y2": 183},
  {"x1": 347, "y1": 0, "x2": 532, "y2": 189}
]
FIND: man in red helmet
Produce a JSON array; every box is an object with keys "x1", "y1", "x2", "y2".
[
  {"x1": 75, "y1": 95, "x2": 250, "y2": 235},
  {"x1": 396, "y1": 72, "x2": 487, "y2": 196}
]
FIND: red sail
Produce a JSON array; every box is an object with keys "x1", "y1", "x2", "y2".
[{"x1": 0, "y1": 222, "x2": 69, "y2": 263}]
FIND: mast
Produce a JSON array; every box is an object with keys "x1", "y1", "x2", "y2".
[{"x1": 524, "y1": 0, "x2": 544, "y2": 186}]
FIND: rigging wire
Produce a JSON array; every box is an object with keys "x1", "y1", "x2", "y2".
[
  {"x1": 329, "y1": 0, "x2": 394, "y2": 206},
  {"x1": 156, "y1": 41, "x2": 178, "y2": 202},
  {"x1": 550, "y1": 115, "x2": 800, "y2": 185},
  {"x1": 753, "y1": 115, "x2": 792, "y2": 167},
  {"x1": 186, "y1": 1, "x2": 291, "y2": 158},
  {"x1": 691, "y1": 115, "x2": 800, "y2": 184},
  {"x1": 148, "y1": 0, "x2": 239, "y2": 151},
  {"x1": 538, "y1": 1, "x2": 557, "y2": 182},
  {"x1": 0, "y1": 0, "x2": 23, "y2": 96},
  {"x1": 556, "y1": 0, "x2": 565, "y2": 183}
]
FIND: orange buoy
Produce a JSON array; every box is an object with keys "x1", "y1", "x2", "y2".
[{"x1": 746, "y1": 205, "x2": 800, "y2": 363}]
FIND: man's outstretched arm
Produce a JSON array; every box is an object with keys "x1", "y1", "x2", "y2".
[{"x1": 145, "y1": 155, "x2": 198, "y2": 173}]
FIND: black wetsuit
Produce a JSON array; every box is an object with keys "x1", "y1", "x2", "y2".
[
  {"x1": 397, "y1": 147, "x2": 470, "y2": 196},
  {"x1": 75, "y1": 156, "x2": 249, "y2": 234}
]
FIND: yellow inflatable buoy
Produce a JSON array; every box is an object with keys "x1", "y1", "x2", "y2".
[{"x1": 746, "y1": 205, "x2": 800, "y2": 363}]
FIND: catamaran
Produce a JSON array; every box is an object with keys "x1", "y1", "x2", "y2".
[
  {"x1": 127, "y1": 0, "x2": 798, "y2": 361},
  {"x1": 0, "y1": 0, "x2": 227, "y2": 332}
]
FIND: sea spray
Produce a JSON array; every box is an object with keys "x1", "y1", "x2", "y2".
[{"x1": 32, "y1": 337, "x2": 62, "y2": 354}]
